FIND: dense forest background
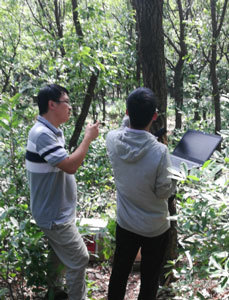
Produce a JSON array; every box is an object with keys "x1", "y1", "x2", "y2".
[{"x1": 0, "y1": 0, "x2": 228, "y2": 299}]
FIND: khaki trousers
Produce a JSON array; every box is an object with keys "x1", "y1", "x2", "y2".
[{"x1": 41, "y1": 218, "x2": 89, "y2": 300}]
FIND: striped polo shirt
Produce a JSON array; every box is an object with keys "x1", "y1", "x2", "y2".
[{"x1": 26, "y1": 115, "x2": 77, "y2": 229}]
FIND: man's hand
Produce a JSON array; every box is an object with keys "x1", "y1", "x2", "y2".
[
  {"x1": 84, "y1": 121, "x2": 99, "y2": 142},
  {"x1": 56, "y1": 121, "x2": 100, "y2": 174}
]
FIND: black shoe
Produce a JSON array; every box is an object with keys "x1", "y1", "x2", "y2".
[{"x1": 44, "y1": 287, "x2": 68, "y2": 300}]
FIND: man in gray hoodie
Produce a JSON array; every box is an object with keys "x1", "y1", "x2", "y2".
[{"x1": 106, "y1": 87, "x2": 175, "y2": 300}]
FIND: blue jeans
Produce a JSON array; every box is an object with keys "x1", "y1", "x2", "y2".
[{"x1": 108, "y1": 224, "x2": 169, "y2": 300}]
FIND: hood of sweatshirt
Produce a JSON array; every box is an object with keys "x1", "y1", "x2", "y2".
[{"x1": 112, "y1": 127, "x2": 157, "y2": 163}]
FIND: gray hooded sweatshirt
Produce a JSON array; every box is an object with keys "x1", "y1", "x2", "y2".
[{"x1": 106, "y1": 126, "x2": 175, "y2": 237}]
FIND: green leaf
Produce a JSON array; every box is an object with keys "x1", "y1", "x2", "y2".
[
  {"x1": 187, "y1": 175, "x2": 200, "y2": 181},
  {"x1": 9, "y1": 93, "x2": 21, "y2": 107},
  {"x1": 0, "y1": 288, "x2": 9, "y2": 297},
  {"x1": 221, "y1": 276, "x2": 228, "y2": 288},
  {"x1": 209, "y1": 256, "x2": 222, "y2": 270},
  {"x1": 0, "y1": 111, "x2": 10, "y2": 121},
  {"x1": 10, "y1": 217, "x2": 19, "y2": 228},
  {"x1": 196, "y1": 291, "x2": 207, "y2": 299},
  {"x1": 0, "y1": 119, "x2": 10, "y2": 130},
  {"x1": 202, "y1": 160, "x2": 211, "y2": 169}
]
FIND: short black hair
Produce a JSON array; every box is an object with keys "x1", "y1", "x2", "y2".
[
  {"x1": 37, "y1": 84, "x2": 69, "y2": 115},
  {"x1": 126, "y1": 87, "x2": 157, "y2": 129}
]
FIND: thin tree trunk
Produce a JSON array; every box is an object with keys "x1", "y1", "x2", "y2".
[
  {"x1": 174, "y1": 61, "x2": 184, "y2": 129},
  {"x1": 210, "y1": 0, "x2": 221, "y2": 134},
  {"x1": 209, "y1": 0, "x2": 228, "y2": 135},
  {"x1": 68, "y1": 72, "x2": 99, "y2": 151},
  {"x1": 69, "y1": 0, "x2": 99, "y2": 149}
]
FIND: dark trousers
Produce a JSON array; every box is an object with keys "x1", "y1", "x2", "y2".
[{"x1": 108, "y1": 224, "x2": 169, "y2": 300}]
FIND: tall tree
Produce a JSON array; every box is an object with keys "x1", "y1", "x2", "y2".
[
  {"x1": 209, "y1": 0, "x2": 228, "y2": 134},
  {"x1": 25, "y1": 0, "x2": 100, "y2": 150},
  {"x1": 132, "y1": 0, "x2": 168, "y2": 134},
  {"x1": 164, "y1": 0, "x2": 192, "y2": 129},
  {"x1": 26, "y1": 0, "x2": 66, "y2": 58},
  {"x1": 132, "y1": 0, "x2": 177, "y2": 285},
  {"x1": 193, "y1": 0, "x2": 228, "y2": 133},
  {"x1": 68, "y1": 0, "x2": 99, "y2": 151},
  {"x1": 0, "y1": 3, "x2": 22, "y2": 94}
]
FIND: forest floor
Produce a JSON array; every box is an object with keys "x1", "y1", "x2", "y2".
[
  {"x1": 86, "y1": 262, "x2": 174, "y2": 300},
  {"x1": 86, "y1": 262, "x2": 229, "y2": 300},
  {"x1": 1, "y1": 261, "x2": 229, "y2": 299}
]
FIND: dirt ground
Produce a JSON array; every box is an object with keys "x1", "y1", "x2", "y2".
[
  {"x1": 87, "y1": 262, "x2": 175, "y2": 300},
  {"x1": 86, "y1": 261, "x2": 229, "y2": 300}
]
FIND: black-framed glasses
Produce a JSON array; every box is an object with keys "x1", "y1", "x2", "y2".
[{"x1": 55, "y1": 100, "x2": 71, "y2": 105}]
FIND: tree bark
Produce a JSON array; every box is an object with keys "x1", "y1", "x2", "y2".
[
  {"x1": 54, "y1": 0, "x2": 66, "y2": 57},
  {"x1": 174, "y1": 60, "x2": 184, "y2": 129},
  {"x1": 68, "y1": 72, "x2": 99, "y2": 151},
  {"x1": 132, "y1": 0, "x2": 167, "y2": 133},
  {"x1": 209, "y1": 0, "x2": 228, "y2": 135},
  {"x1": 132, "y1": 0, "x2": 177, "y2": 285},
  {"x1": 173, "y1": 0, "x2": 187, "y2": 129},
  {"x1": 69, "y1": 0, "x2": 99, "y2": 149},
  {"x1": 210, "y1": 0, "x2": 225, "y2": 134},
  {"x1": 71, "y1": 0, "x2": 84, "y2": 39},
  {"x1": 164, "y1": 0, "x2": 190, "y2": 129}
]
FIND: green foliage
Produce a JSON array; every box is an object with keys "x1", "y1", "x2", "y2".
[
  {"x1": 0, "y1": 204, "x2": 48, "y2": 289},
  {"x1": 100, "y1": 217, "x2": 116, "y2": 260},
  {"x1": 0, "y1": 93, "x2": 48, "y2": 298},
  {"x1": 167, "y1": 131, "x2": 229, "y2": 299},
  {"x1": 75, "y1": 130, "x2": 116, "y2": 218},
  {"x1": 0, "y1": 0, "x2": 228, "y2": 298}
]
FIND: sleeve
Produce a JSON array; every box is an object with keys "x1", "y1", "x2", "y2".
[
  {"x1": 36, "y1": 132, "x2": 68, "y2": 166},
  {"x1": 154, "y1": 147, "x2": 176, "y2": 199}
]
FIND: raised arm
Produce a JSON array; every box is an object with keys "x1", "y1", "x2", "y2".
[{"x1": 57, "y1": 121, "x2": 99, "y2": 174}]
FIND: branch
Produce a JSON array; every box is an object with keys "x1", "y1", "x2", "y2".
[
  {"x1": 69, "y1": 72, "x2": 100, "y2": 151},
  {"x1": 165, "y1": 57, "x2": 175, "y2": 70},
  {"x1": 25, "y1": 0, "x2": 55, "y2": 37},
  {"x1": 164, "y1": 32, "x2": 180, "y2": 55},
  {"x1": 54, "y1": 0, "x2": 66, "y2": 56},
  {"x1": 185, "y1": 0, "x2": 193, "y2": 20},
  {"x1": 176, "y1": 0, "x2": 187, "y2": 56},
  {"x1": 216, "y1": 0, "x2": 228, "y2": 37},
  {"x1": 37, "y1": 0, "x2": 56, "y2": 36},
  {"x1": 216, "y1": 37, "x2": 227, "y2": 64},
  {"x1": 2, "y1": 21, "x2": 21, "y2": 93},
  {"x1": 111, "y1": 12, "x2": 128, "y2": 35},
  {"x1": 196, "y1": 29, "x2": 211, "y2": 63},
  {"x1": 166, "y1": 1, "x2": 180, "y2": 41},
  {"x1": 54, "y1": 0, "x2": 63, "y2": 38},
  {"x1": 71, "y1": 0, "x2": 84, "y2": 39}
]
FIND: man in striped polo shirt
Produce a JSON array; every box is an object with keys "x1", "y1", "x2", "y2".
[{"x1": 26, "y1": 84, "x2": 99, "y2": 300}]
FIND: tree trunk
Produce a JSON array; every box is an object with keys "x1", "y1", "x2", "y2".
[
  {"x1": 133, "y1": 0, "x2": 167, "y2": 133},
  {"x1": 101, "y1": 88, "x2": 106, "y2": 122},
  {"x1": 209, "y1": 0, "x2": 228, "y2": 135},
  {"x1": 135, "y1": 21, "x2": 141, "y2": 87},
  {"x1": 194, "y1": 91, "x2": 201, "y2": 122},
  {"x1": 68, "y1": 0, "x2": 99, "y2": 149},
  {"x1": 132, "y1": 0, "x2": 177, "y2": 285},
  {"x1": 174, "y1": 60, "x2": 184, "y2": 129},
  {"x1": 68, "y1": 72, "x2": 99, "y2": 151},
  {"x1": 210, "y1": 0, "x2": 221, "y2": 134},
  {"x1": 173, "y1": 0, "x2": 187, "y2": 129}
]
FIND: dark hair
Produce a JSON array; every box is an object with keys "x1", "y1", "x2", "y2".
[
  {"x1": 37, "y1": 84, "x2": 69, "y2": 115},
  {"x1": 126, "y1": 87, "x2": 157, "y2": 129}
]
